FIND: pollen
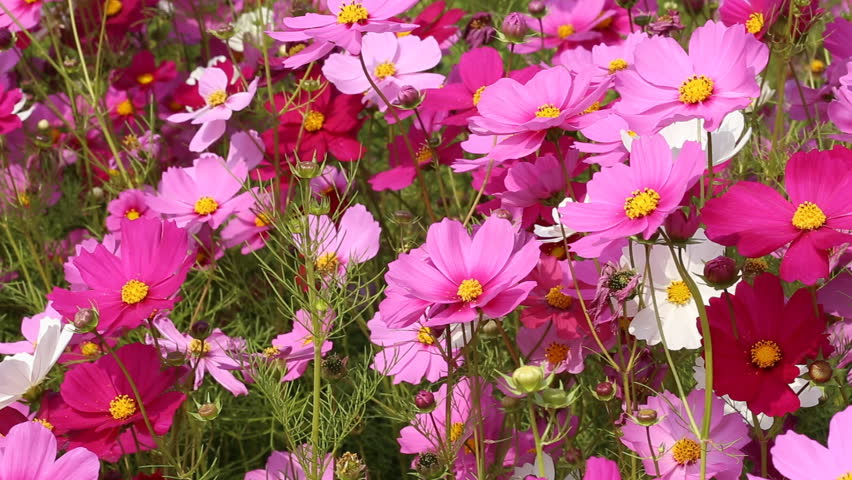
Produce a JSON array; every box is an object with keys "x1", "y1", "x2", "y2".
[
  {"x1": 838, "y1": 473, "x2": 852, "y2": 480},
  {"x1": 626, "y1": 130, "x2": 638, "y2": 137},
  {"x1": 109, "y1": 394, "x2": 137, "y2": 421},
  {"x1": 80, "y1": 341, "x2": 101, "y2": 357},
  {"x1": 303, "y1": 111, "x2": 325, "y2": 132},
  {"x1": 745, "y1": 12, "x2": 765, "y2": 34},
  {"x1": 582, "y1": 101, "x2": 602, "y2": 114},
  {"x1": 624, "y1": 188, "x2": 661, "y2": 219},
  {"x1": 125, "y1": 208, "x2": 141, "y2": 220},
  {"x1": 417, "y1": 326, "x2": 436, "y2": 345},
  {"x1": 415, "y1": 145, "x2": 434, "y2": 165},
  {"x1": 116, "y1": 99, "x2": 134, "y2": 116},
  {"x1": 17, "y1": 193, "x2": 30, "y2": 207},
  {"x1": 743, "y1": 257, "x2": 768, "y2": 275},
  {"x1": 105, "y1": 0, "x2": 122, "y2": 16},
  {"x1": 678, "y1": 75, "x2": 714, "y2": 104},
  {"x1": 545, "y1": 342, "x2": 569, "y2": 365},
  {"x1": 535, "y1": 103, "x2": 561, "y2": 118},
  {"x1": 449, "y1": 422, "x2": 465, "y2": 443},
  {"x1": 671, "y1": 438, "x2": 701, "y2": 465},
  {"x1": 121, "y1": 279, "x2": 149, "y2": 304},
  {"x1": 337, "y1": 2, "x2": 369, "y2": 25},
  {"x1": 557, "y1": 24, "x2": 574, "y2": 39},
  {"x1": 263, "y1": 346, "x2": 280, "y2": 358},
  {"x1": 373, "y1": 62, "x2": 396, "y2": 80},
  {"x1": 123, "y1": 133, "x2": 140, "y2": 149},
  {"x1": 666, "y1": 280, "x2": 692, "y2": 306},
  {"x1": 545, "y1": 285, "x2": 573, "y2": 310},
  {"x1": 316, "y1": 252, "x2": 340, "y2": 275},
  {"x1": 189, "y1": 338, "x2": 211, "y2": 357},
  {"x1": 254, "y1": 213, "x2": 271, "y2": 227},
  {"x1": 457, "y1": 279, "x2": 483, "y2": 302},
  {"x1": 791, "y1": 201, "x2": 826, "y2": 231},
  {"x1": 811, "y1": 59, "x2": 826, "y2": 74},
  {"x1": 472, "y1": 85, "x2": 487, "y2": 106},
  {"x1": 287, "y1": 44, "x2": 307, "y2": 56},
  {"x1": 32, "y1": 418, "x2": 54, "y2": 430},
  {"x1": 137, "y1": 73, "x2": 154, "y2": 85},
  {"x1": 206, "y1": 90, "x2": 228, "y2": 107},
  {"x1": 750, "y1": 340, "x2": 782, "y2": 368},
  {"x1": 194, "y1": 196, "x2": 219, "y2": 215},
  {"x1": 608, "y1": 58, "x2": 628, "y2": 74}
]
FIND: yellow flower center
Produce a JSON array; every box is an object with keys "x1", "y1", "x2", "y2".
[
  {"x1": 254, "y1": 213, "x2": 271, "y2": 227},
  {"x1": 105, "y1": 0, "x2": 122, "y2": 16},
  {"x1": 811, "y1": 59, "x2": 826, "y2": 74},
  {"x1": 417, "y1": 326, "x2": 435, "y2": 345},
  {"x1": 316, "y1": 252, "x2": 340, "y2": 275},
  {"x1": 116, "y1": 99, "x2": 134, "y2": 116},
  {"x1": 17, "y1": 193, "x2": 30, "y2": 206},
  {"x1": 472, "y1": 85, "x2": 487, "y2": 106},
  {"x1": 32, "y1": 418, "x2": 53, "y2": 430},
  {"x1": 207, "y1": 90, "x2": 228, "y2": 107},
  {"x1": 544, "y1": 342, "x2": 569, "y2": 365},
  {"x1": 626, "y1": 130, "x2": 638, "y2": 137},
  {"x1": 666, "y1": 280, "x2": 692, "y2": 306},
  {"x1": 837, "y1": 473, "x2": 852, "y2": 480},
  {"x1": 557, "y1": 24, "x2": 574, "y2": 39},
  {"x1": 373, "y1": 62, "x2": 396, "y2": 80},
  {"x1": 25, "y1": 0, "x2": 39, "y2": 3},
  {"x1": 337, "y1": 3, "x2": 369, "y2": 24},
  {"x1": 189, "y1": 338, "x2": 211, "y2": 357},
  {"x1": 123, "y1": 134, "x2": 140, "y2": 150},
  {"x1": 194, "y1": 196, "x2": 219, "y2": 215},
  {"x1": 303, "y1": 111, "x2": 325, "y2": 132},
  {"x1": 791, "y1": 201, "x2": 826, "y2": 231},
  {"x1": 624, "y1": 188, "x2": 661, "y2": 219},
  {"x1": 745, "y1": 12, "x2": 765, "y2": 34},
  {"x1": 80, "y1": 341, "x2": 101, "y2": 357},
  {"x1": 121, "y1": 279, "x2": 149, "y2": 304},
  {"x1": 743, "y1": 257, "x2": 768, "y2": 275},
  {"x1": 415, "y1": 145, "x2": 433, "y2": 165},
  {"x1": 535, "y1": 103, "x2": 561, "y2": 118},
  {"x1": 137, "y1": 73, "x2": 154, "y2": 85},
  {"x1": 125, "y1": 208, "x2": 141, "y2": 220},
  {"x1": 109, "y1": 394, "x2": 137, "y2": 420},
  {"x1": 596, "y1": 15, "x2": 613, "y2": 29},
  {"x1": 679, "y1": 75, "x2": 714, "y2": 104},
  {"x1": 449, "y1": 422, "x2": 465, "y2": 442},
  {"x1": 582, "y1": 101, "x2": 601, "y2": 114},
  {"x1": 671, "y1": 438, "x2": 701, "y2": 465},
  {"x1": 545, "y1": 285, "x2": 573, "y2": 310},
  {"x1": 287, "y1": 44, "x2": 307, "y2": 56},
  {"x1": 608, "y1": 58, "x2": 628, "y2": 74},
  {"x1": 457, "y1": 279, "x2": 483, "y2": 302},
  {"x1": 750, "y1": 340, "x2": 782, "y2": 368},
  {"x1": 263, "y1": 346, "x2": 280, "y2": 358}
]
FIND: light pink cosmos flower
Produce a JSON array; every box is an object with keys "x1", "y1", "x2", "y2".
[
  {"x1": 770, "y1": 405, "x2": 852, "y2": 480},
  {"x1": 560, "y1": 134, "x2": 704, "y2": 258},
  {"x1": 244, "y1": 448, "x2": 333, "y2": 480},
  {"x1": 514, "y1": 0, "x2": 610, "y2": 54},
  {"x1": 829, "y1": 63, "x2": 852, "y2": 137},
  {"x1": 63, "y1": 234, "x2": 120, "y2": 291},
  {"x1": 322, "y1": 32, "x2": 444, "y2": 112},
  {"x1": 105, "y1": 188, "x2": 159, "y2": 232},
  {"x1": 615, "y1": 20, "x2": 768, "y2": 131},
  {"x1": 0, "y1": 0, "x2": 56, "y2": 31},
  {"x1": 149, "y1": 316, "x2": 248, "y2": 396},
  {"x1": 557, "y1": 31, "x2": 648, "y2": 81},
  {"x1": 167, "y1": 67, "x2": 259, "y2": 152},
  {"x1": 293, "y1": 204, "x2": 381, "y2": 278},
  {"x1": 146, "y1": 155, "x2": 254, "y2": 233},
  {"x1": 0, "y1": 421, "x2": 100, "y2": 479},
  {"x1": 381, "y1": 216, "x2": 539, "y2": 327},
  {"x1": 467, "y1": 66, "x2": 609, "y2": 161},
  {"x1": 221, "y1": 192, "x2": 275, "y2": 255},
  {"x1": 368, "y1": 312, "x2": 459, "y2": 384},
  {"x1": 271, "y1": 309, "x2": 334, "y2": 382},
  {"x1": 267, "y1": 0, "x2": 418, "y2": 64}
]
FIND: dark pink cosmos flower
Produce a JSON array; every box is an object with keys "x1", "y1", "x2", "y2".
[{"x1": 113, "y1": 50, "x2": 177, "y2": 91}]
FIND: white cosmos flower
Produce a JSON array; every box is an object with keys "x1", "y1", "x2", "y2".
[
  {"x1": 620, "y1": 110, "x2": 751, "y2": 167},
  {"x1": 229, "y1": 7, "x2": 273, "y2": 52},
  {"x1": 0, "y1": 317, "x2": 74, "y2": 409},
  {"x1": 626, "y1": 230, "x2": 731, "y2": 351}
]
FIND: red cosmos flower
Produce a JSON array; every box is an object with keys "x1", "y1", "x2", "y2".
[
  {"x1": 368, "y1": 126, "x2": 463, "y2": 191},
  {"x1": 520, "y1": 255, "x2": 599, "y2": 339},
  {"x1": 50, "y1": 343, "x2": 186, "y2": 461},
  {"x1": 399, "y1": 0, "x2": 465, "y2": 45},
  {"x1": 113, "y1": 50, "x2": 177, "y2": 91},
  {"x1": 702, "y1": 273, "x2": 831, "y2": 417}
]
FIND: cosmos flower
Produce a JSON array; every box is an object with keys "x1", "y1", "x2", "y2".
[
  {"x1": 270, "y1": 309, "x2": 334, "y2": 382},
  {"x1": 368, "y1": 312, "x2": 458, "y2": 384},
  {"x1": 770, "y1": 405, "x2": 852, "y2": 480},
  {"x1": 0, "y1": 421, "x2": 100, "y2": 479}
]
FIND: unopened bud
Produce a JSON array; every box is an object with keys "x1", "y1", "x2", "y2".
[
  {"x1": 190, "y1": 321, "x2": 210, "y2": 339},
  {"x1": 664, "y1": 209, "x2": 700, "y2": 243},
  {"x1": 528, "y1": 0, "x2": 546, "y2": 16},
  {"x1": 809, "y1": 360, "x2": 833, "y2": 384},
  {"x1": 36, "y1": 119, "x2": 50, "y2": 130},
  {"x1": 636, "y1": 408, "x2": 658, "y2": 426},
  {"x1": 414, "y1": 390, "x2": 435, "y2": 411},
  {"x1": 501, "y1": 12, "x2": 529, "y2": 43},
  {"x1": 197, "y1": 403, "x2": 219, "y2": 420},
  {"x1": 292, "y1": 161, "x2": 323, "y2": 179},
  {"x1": 703, "y1": 256, "x2": 738, "y2": 289},
  {"x1": 91, "y1": 186, "x2": 104, "y2": 199},
  {"x1": 480, "y1": 319, "x2": 501, "y2": 338},
  {"x1": 336, "y1": 452, "x2": 366, "y2": 480},
  {"x1": 322, "y1": 353, "x2": 347, "y2": 380},
  {"x1": 501, "y1": 395, "x2": 521, "y2": 409},
  {"x1": 165, "y1": 350, "x2": 187, "y2": 366},
  {"x1": 72, "y1": 308, "x2": 98, "y2": 333},
  {"x1": 393, "y1": 210, "x2": 415, "y2": 225},
  {"x1": 0, "y1": 28, "x2": 13, "y2": 50},
  {"x1": 593, "y1": 381, "x2": 615, "y2": 401},
  {"x1": 416, "y1": 452, "x2": 442, "y2": 479},
  {"x1": 394, "y1": 85, "x2": 422, "y2": 109},
  {"x1": 511, "y1": 365, "x2": 546, "y2": 394}
]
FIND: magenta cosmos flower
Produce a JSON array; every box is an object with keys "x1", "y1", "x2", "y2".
[
  {"x1": 146, "y1": 155, "x2": 254, "y2": 233},
  {"x1": 48, "y1": 218, "x2": 193, "y2": 335},
  {"x1": 105, "y1": 188, "x2": 158, "y2": 232},
  {"x1": 615, "y1": 20, "x2": 768, "y2": 131},
  {"x1": 467, "y1": 66, "x2": 609, "y2": 161},
  {"x1": 382, "y1": 216, "x2": 539, "y2": 327},
  {"x1": 621, "y1": 390, "x2": 750, "y2": 480},
  {"x1": 770, "y1": 405, "x2": 852, "y2": 480},
  {"x1": 422, "y1": 46, "x2": 504, "y2": 127},
  {"x1": 270, "y1": 309, "x2": 334, "y2": 382},
  {"x1": 719, "y1": 0, "x2": 784, "y2": 38},
  {"x1": 515, "y1": 0, "x2": 610, "y2": 53},
  {"x1": 0, "y1": 421, "x2": 100, "y2": 479},
  {"x1": 703, "y1": 146, "x2": 852, "y2": 285},
  {"x1": 368, "y1": 312, "x2": 459, "y2": 384},
  {"x1": 560, "y1": 134, "x2": 705, "y2": 258},
  {"x1": 167, "y1": 67, "x2": 259, "y2": 152},
  {"x1": 293, "y1": 204, "x2": 381, "y2": 278},
  {"x1": 0, "y1": 0, "x2": 56, "y2": 31}
]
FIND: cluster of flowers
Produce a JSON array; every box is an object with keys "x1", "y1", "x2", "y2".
[{"x1": 1, "y1": 0, "x2": 852, "y2": 478}]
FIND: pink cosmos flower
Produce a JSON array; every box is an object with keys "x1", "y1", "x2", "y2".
[
  {"x1": 496, "y1": 152, "x2": 582, "y2": 228},
  {"x1": 0, "y1": 0, "x2": 56, "y2": 31},
  {"x1": 615, "y1": 20, "x2": 768, "y2": 131},
  {"x1": 467, "y1": 66, "x2": 609, "y2": 161},
  {"x1": 557, "y1": 31, "x2": 648, "y2": 81},
  {"x1": 560, "y1": 134, "x2": 705, "y2": 258},
  {"x1": 515, "y1": 0, "x2": 610, "y2": 53},
  {"x1": 516, "y1": 323, "x2": 590, "y2": 374},
  {"x1": 368, "y1": 127, "x2": 463, "y2": 191},
  {"x1": 584, "y1": 457, "x2": 621, "y2": 480},
  {"x1": 381, "y1": 216, "x2": 539, "y2": 327},
  {"x1": 293, "y1": 204, "x2": 381, "y2": 278},
  {"x1": 270, "y1": 309, "x2": 334, "y2": 382},
  {"x1": 719, "y1": 0, "x2": 784, "y2": 38},
  {"x1": 322, "y1": 32, "x2": 444, "y2": 112},
  {"x1": 825, "y1": 17, "x2": 852, "y2": 59},
  {"x1": 267, "y1": 0, "x2": 418, "y2": 60},
  {"x1": 48, "y1": 218, "x2": 194, "y2": 335},
  {"x1": 245, "y1": 448, "x2": 333, "y2": 480},
  {"x1": 113, "y1": 50, "x2": 177, "y2": 91},
  {"x1": 368, "y1": 312, "x2": 459, "y2": 384},
  {"x1": 105, "y1": 188, "x2": 159, "y2": 232},
  {"x1": 62, "y1": 234, "x2": 119, "y2": 292},
  {"x1": 0, "y1": 87, "x2": 24, "y2": 134},
  {"x1": 621, "y1": 390, "x2": 750, "y2": 480},
  {"x1": 770, "y1": 405, "x2": 852, "y2": 480},
  {"x1": 703, "y1": 146, "x2": 852, "y2": 285},
  {"x1": 167, "y1": 67, "x2": 259, "y2": 152},
  {"x1": 829, "y1": 64, "x2": 852, "y2": 136},
  {"x1": 575, "y1": 109, "x2": 646, "y2": 167},
  {"x1": 0, "y1": 421, "x2": 100, "y2": 479},
  {"x1": 146, "y1": 155, "x2": 254, "y2": 233},
  {"x1": 221, "y1": 193, "x2": 275, "y2": 254},
  {"x1": 520, "y1": 255, "x2": 597, "y2": 339},
  {"x1": 149, "y1": 316, "x2": 248, "y2": 396}
]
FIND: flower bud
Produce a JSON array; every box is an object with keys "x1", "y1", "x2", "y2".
[
  {"x1": 36, "y1": 119, "x2": 50, "y2": 131},
  {"x1": 809, "y1": 360, "x2": 833, "y2": 384},
  {"x1": 703, "y1": 256, "x2": 738, "y2": 289},
  {"x1": 480, "y1": 319, "x2": 501, "y2": 338},
  {"x1": 322, "y1": 353, "x2": 347, "y2": 380},
  {"x1": 501, "y1": 12, "x2": 529, "y2": 43},
  {"x1": 528, "y1": 0, "x2": 546, "y2": 16},
  {"x1": 493, "y1": 208, "x2": 513, "y2": 221},
  {"x1": 394, "y1": 85, "x2": 423, "y2": 109},
  {"x1": 593, "y1": 381, "x2": 615, "y2": 401},
  {"x1": 292, "y1": 161, "x2": 323, "y2": 179},
  {"x1": 393, "y1": 209, "x2": 415, "y2": 225},
  {"x1": 190, "y1": 321, "x2": 211, "y2": 339},
  {"x1": 414, "y1": 390, "x2": 435, "y2": 411},
  {"x1": 91, "y1": 186, "x2": 104, "y2": 199},
  {"x1": 501, "y1": 395, "x2": 521, "y2": 409},
  {"x1": 336, "y1": 452, "x2": 366, "y2": 480},
  {"x1": 664, "y1": 209, "x2": 700, "y2": 243},
  {"x1": 72, "y1": 308, "x2": 99, "y2": 333},
  {"x1": 165, "y1": 350, "x2": 187, "y2": 366},
  {"x1": 416, "y1": 452, "x2": 442, "y2": 479},
  {"x1": 636, "y1": 408, "x2": 658, "y2": 426},
  {"x1": 511, "y1": 365, "x2": 547, "y2": 394},
  {"x1": 197, "y1": 403, "x2": 219, "y2": 420},
  {"x1": 208, "y1": 23, "x2": 236, "y2": 40},
  {"x1": 564, "y1": 445, "x2": 583, "y2": 464},
  {"x1": 0, "y1": 28, "x2": 13, "y2": 50},
  {"x1": 539, "y1": 388, "x2": 568, "y2": 407}
]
